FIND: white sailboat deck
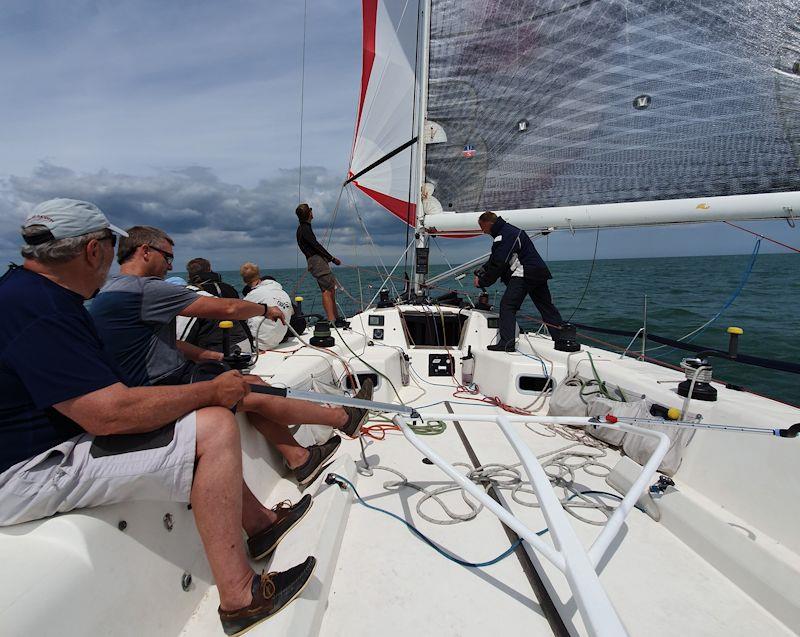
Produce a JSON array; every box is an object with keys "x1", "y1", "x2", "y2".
[
  {"x1": 2, "y1": 306, "x2": 799, "y2": 636},
  {"x1": 322, "y1": 401, "x2": 794, "y2": 636},
  {"x1": 313, "y1": 320, "x2": 796, "y2": 636}
]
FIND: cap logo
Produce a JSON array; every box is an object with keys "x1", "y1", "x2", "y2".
[{"x1": 27, "y1": 214, "x2": 55, "y2": 223}]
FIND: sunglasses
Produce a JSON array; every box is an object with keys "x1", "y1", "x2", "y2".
[
  {"x1": 100, "y1": 233, "x2": 117, "y2": 248},
  {"x1": 148, "y1": 245, "x2": 174, "y2": 265}
]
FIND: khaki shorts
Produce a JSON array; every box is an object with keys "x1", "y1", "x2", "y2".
[
  {"x1": 307, "y1": 254, "x2": 337, "y2": 292},
  {"x1": 0, "y1": 412, "x2": 196, "y2": 527}
]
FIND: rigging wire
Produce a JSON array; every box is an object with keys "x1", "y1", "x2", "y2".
[
  {"x1": 295, "y1": 0, "x2": 309, "y2": 285},
  {"x1": 346, "y1": 184, "x2": 403, "y2": 298},
  {"x1": 566, "y1": 227, "x2": 600, "y2": 322},
  {"x1": 724, "y1": 221, "x2": 800, "y2": 253},
  {"x1": 432, "y1": 236, "x2": 464, "y2": 288}
]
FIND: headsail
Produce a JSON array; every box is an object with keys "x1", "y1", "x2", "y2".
[
  {"x1": 350, "y1": 0, "x2": 422, "y2": 227},
  {"x1": 422, "y1": 0, "x2": 800, "y2": 232}
]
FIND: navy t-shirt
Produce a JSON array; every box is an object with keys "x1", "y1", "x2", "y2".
[{"x1": 0, "y1": 266, "x2": 122, "y2": 473}]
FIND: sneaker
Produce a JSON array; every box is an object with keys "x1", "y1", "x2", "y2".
[
  {"x1": 487, "y1": 342, "x2": 515, "y2": 352},
  {"x1": 293, "y1": 435, "x2": 342, "y2": 485},
  {"x1": 333, "y1": 317, "x2": 350, "y2": 329},
  {"x1": 341, "y1": 378, "x2": 373, "y2": 437},
  {"x1": 218, "y1": 556, "x2": 316, "y2": 636},
  {"x1": 247, "y1": 494, "x2": 313, "y2": 560}
]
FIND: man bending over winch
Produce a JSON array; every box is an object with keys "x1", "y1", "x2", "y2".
[
  {"x1": 474, "y1": 211, "x2": 565, "y2": 351},
  {"x1": 89, "y1": 225, "x2": 373, "y2": 485},
  {"x1": 0, "y1": 199, "x2": 315, "y2": 635}
]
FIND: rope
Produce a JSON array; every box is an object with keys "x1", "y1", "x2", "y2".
[
  {"x1": 331, "y1": 473, "x2": 524, "y2": 568},
  {"x1": 566, "y1": 227, "x2": 600, "y2": 322},
  {"x1": 356, "y1": 412, "x2": 630, "y2": 528},
  {"x1": 648, "y1": 237, "x2": 760, "y2": 355}
]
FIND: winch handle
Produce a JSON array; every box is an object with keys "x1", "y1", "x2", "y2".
[
  {"x1": 248, "y1": 384, "x2": 288, "y2": 398},
  {"x1": 776, "y1": 423, "x2": 800, "y2": 438},
  {"x1": 219, "y1": 320, "x2": 233, "y2": 357}
]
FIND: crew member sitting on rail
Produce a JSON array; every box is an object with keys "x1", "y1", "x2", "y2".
[
  {"x1": 474, "y1": 211, "x2": 564, "y2": 351},
  {"x1": 240, "y1": 261, "x2": 263, "y2": 297},
  {"x1": 0, "y1": 199, "x2": 315, "y2": 635},
  {"x1": 182, "y1": 257, "x2": 252, "y2": 354},
  {"x1": 89, "y1": 226, "x2": 373, "y2": 485}
]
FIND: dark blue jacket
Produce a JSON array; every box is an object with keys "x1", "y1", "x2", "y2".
[{"x1": 477, "y1": 217, "x2": 551, "y2": 287}]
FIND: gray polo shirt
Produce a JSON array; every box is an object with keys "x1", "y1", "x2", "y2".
[{"x1": 90, "y1": 275, "x2": 199, "y2": 386}]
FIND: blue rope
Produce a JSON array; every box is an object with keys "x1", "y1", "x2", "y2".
[
  {"x1": 330, "y1": 474, "x2": 644, "y2": 568},
  {"x1": 653, "y1": 238, "x2": 760, "y2": 358},
  {"x1": 330, "y1": 473, "x2": 530, "y2": 568}
]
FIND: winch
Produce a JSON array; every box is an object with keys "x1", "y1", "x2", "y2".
[{"x1": 677, "y1": 357, "x2": 717, "y2": 401}]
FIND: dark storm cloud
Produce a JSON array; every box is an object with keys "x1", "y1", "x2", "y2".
[{"x1": 0, "y1": 161, "x2": 412, "y2": 268}]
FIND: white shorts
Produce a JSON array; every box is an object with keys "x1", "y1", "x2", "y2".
[{"x1": 0, "y1": 412, "x2": 196, "y2": 527}]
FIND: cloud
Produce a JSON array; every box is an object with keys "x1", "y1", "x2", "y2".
[
  {"x1": 0, "y1": 161, "x2": 414, "y2": 269},
  {"x1": 0, "y1": 1, "x2": 362, "y2": 185}
]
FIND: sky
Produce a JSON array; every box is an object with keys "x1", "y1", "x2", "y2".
[{"x1": 0, "y1": 0, "x2": 797, "y2": 272}]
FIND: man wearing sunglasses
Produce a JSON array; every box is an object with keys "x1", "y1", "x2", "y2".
[{"x1": 90, "y1": 226, "x2": 372, "y2": 486}]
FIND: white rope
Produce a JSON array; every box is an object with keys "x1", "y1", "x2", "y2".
[{"x1": 358, "y1": 418, "x2": 616, "y2": 527}]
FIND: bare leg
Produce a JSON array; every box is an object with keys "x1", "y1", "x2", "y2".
[
  {"x1": 241, "y1": 391, "x2": 347, "y2": 428},
  {"x1": 321, "y1": 289, "x2": 337, "y2": 322},
  {"x1": 247, "y1": 410, "x2": 310, "y2": 470},
  {"x1": 242, "y1": 483, "x2": 278, "y2": 536},
  {"x1": 191, "y1": 407, "x2": 254, "y2": 611}
]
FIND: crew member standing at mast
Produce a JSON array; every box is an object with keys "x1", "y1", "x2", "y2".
[
  {"x1": 295, "y1": 203, "x2": 345, "y2": 326},
  {"x1": 474, "y1": 211, "x2": 564, "y2": 351}
]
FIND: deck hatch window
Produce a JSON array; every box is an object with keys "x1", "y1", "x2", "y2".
[{"x1": 400, "y1": 311, "x2": 467, "y2": 347}]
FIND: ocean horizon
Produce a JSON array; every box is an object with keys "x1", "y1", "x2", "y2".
[{"x1": 173, "y1": 251, "x2": 798, "y2": 405}]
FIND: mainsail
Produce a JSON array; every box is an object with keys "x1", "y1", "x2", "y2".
[{"x1": 353, "y1": 0, "x2": 800, "y2": 235}]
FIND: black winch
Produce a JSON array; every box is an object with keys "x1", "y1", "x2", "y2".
[
  {"x1": 310, "y1": 320, "x2": 335, "y2": 347},
  {"x1": 554, "y1": 322, "x2": 580, "y2": 352},
  {"x1": 677, "y1": 358, "x2": 717, "y2": 402}
]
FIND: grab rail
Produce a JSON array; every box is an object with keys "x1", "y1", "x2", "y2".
[{"x1": 391, "y1": 412, "x2": 670, "y2": 637}]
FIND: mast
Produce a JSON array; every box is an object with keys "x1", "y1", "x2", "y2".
[{"x1": 411, "y1": 0, "x2": 432, "y2": 297}]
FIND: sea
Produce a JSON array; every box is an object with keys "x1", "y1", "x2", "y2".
[{"x1": 176, "y1": 252, "x2": 799, "y2": 406}]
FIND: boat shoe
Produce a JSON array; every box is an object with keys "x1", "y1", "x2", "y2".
[
  {"x1": 341, "y1": 378, "x2": 374, "y2": 437},
  {"x1": 247, "y1": 494, "x2": 313, "y2": 560},
  {"x1": 219, "y1": 556, "x2": 316, "y2": 636},
  {"x1": 293, "y1": 435, "x2": 342, "y2": 485}
]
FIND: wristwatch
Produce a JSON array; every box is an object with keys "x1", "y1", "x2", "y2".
[{"x1": 260, "y1": 303, "x2": 269, "y2": 316}]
